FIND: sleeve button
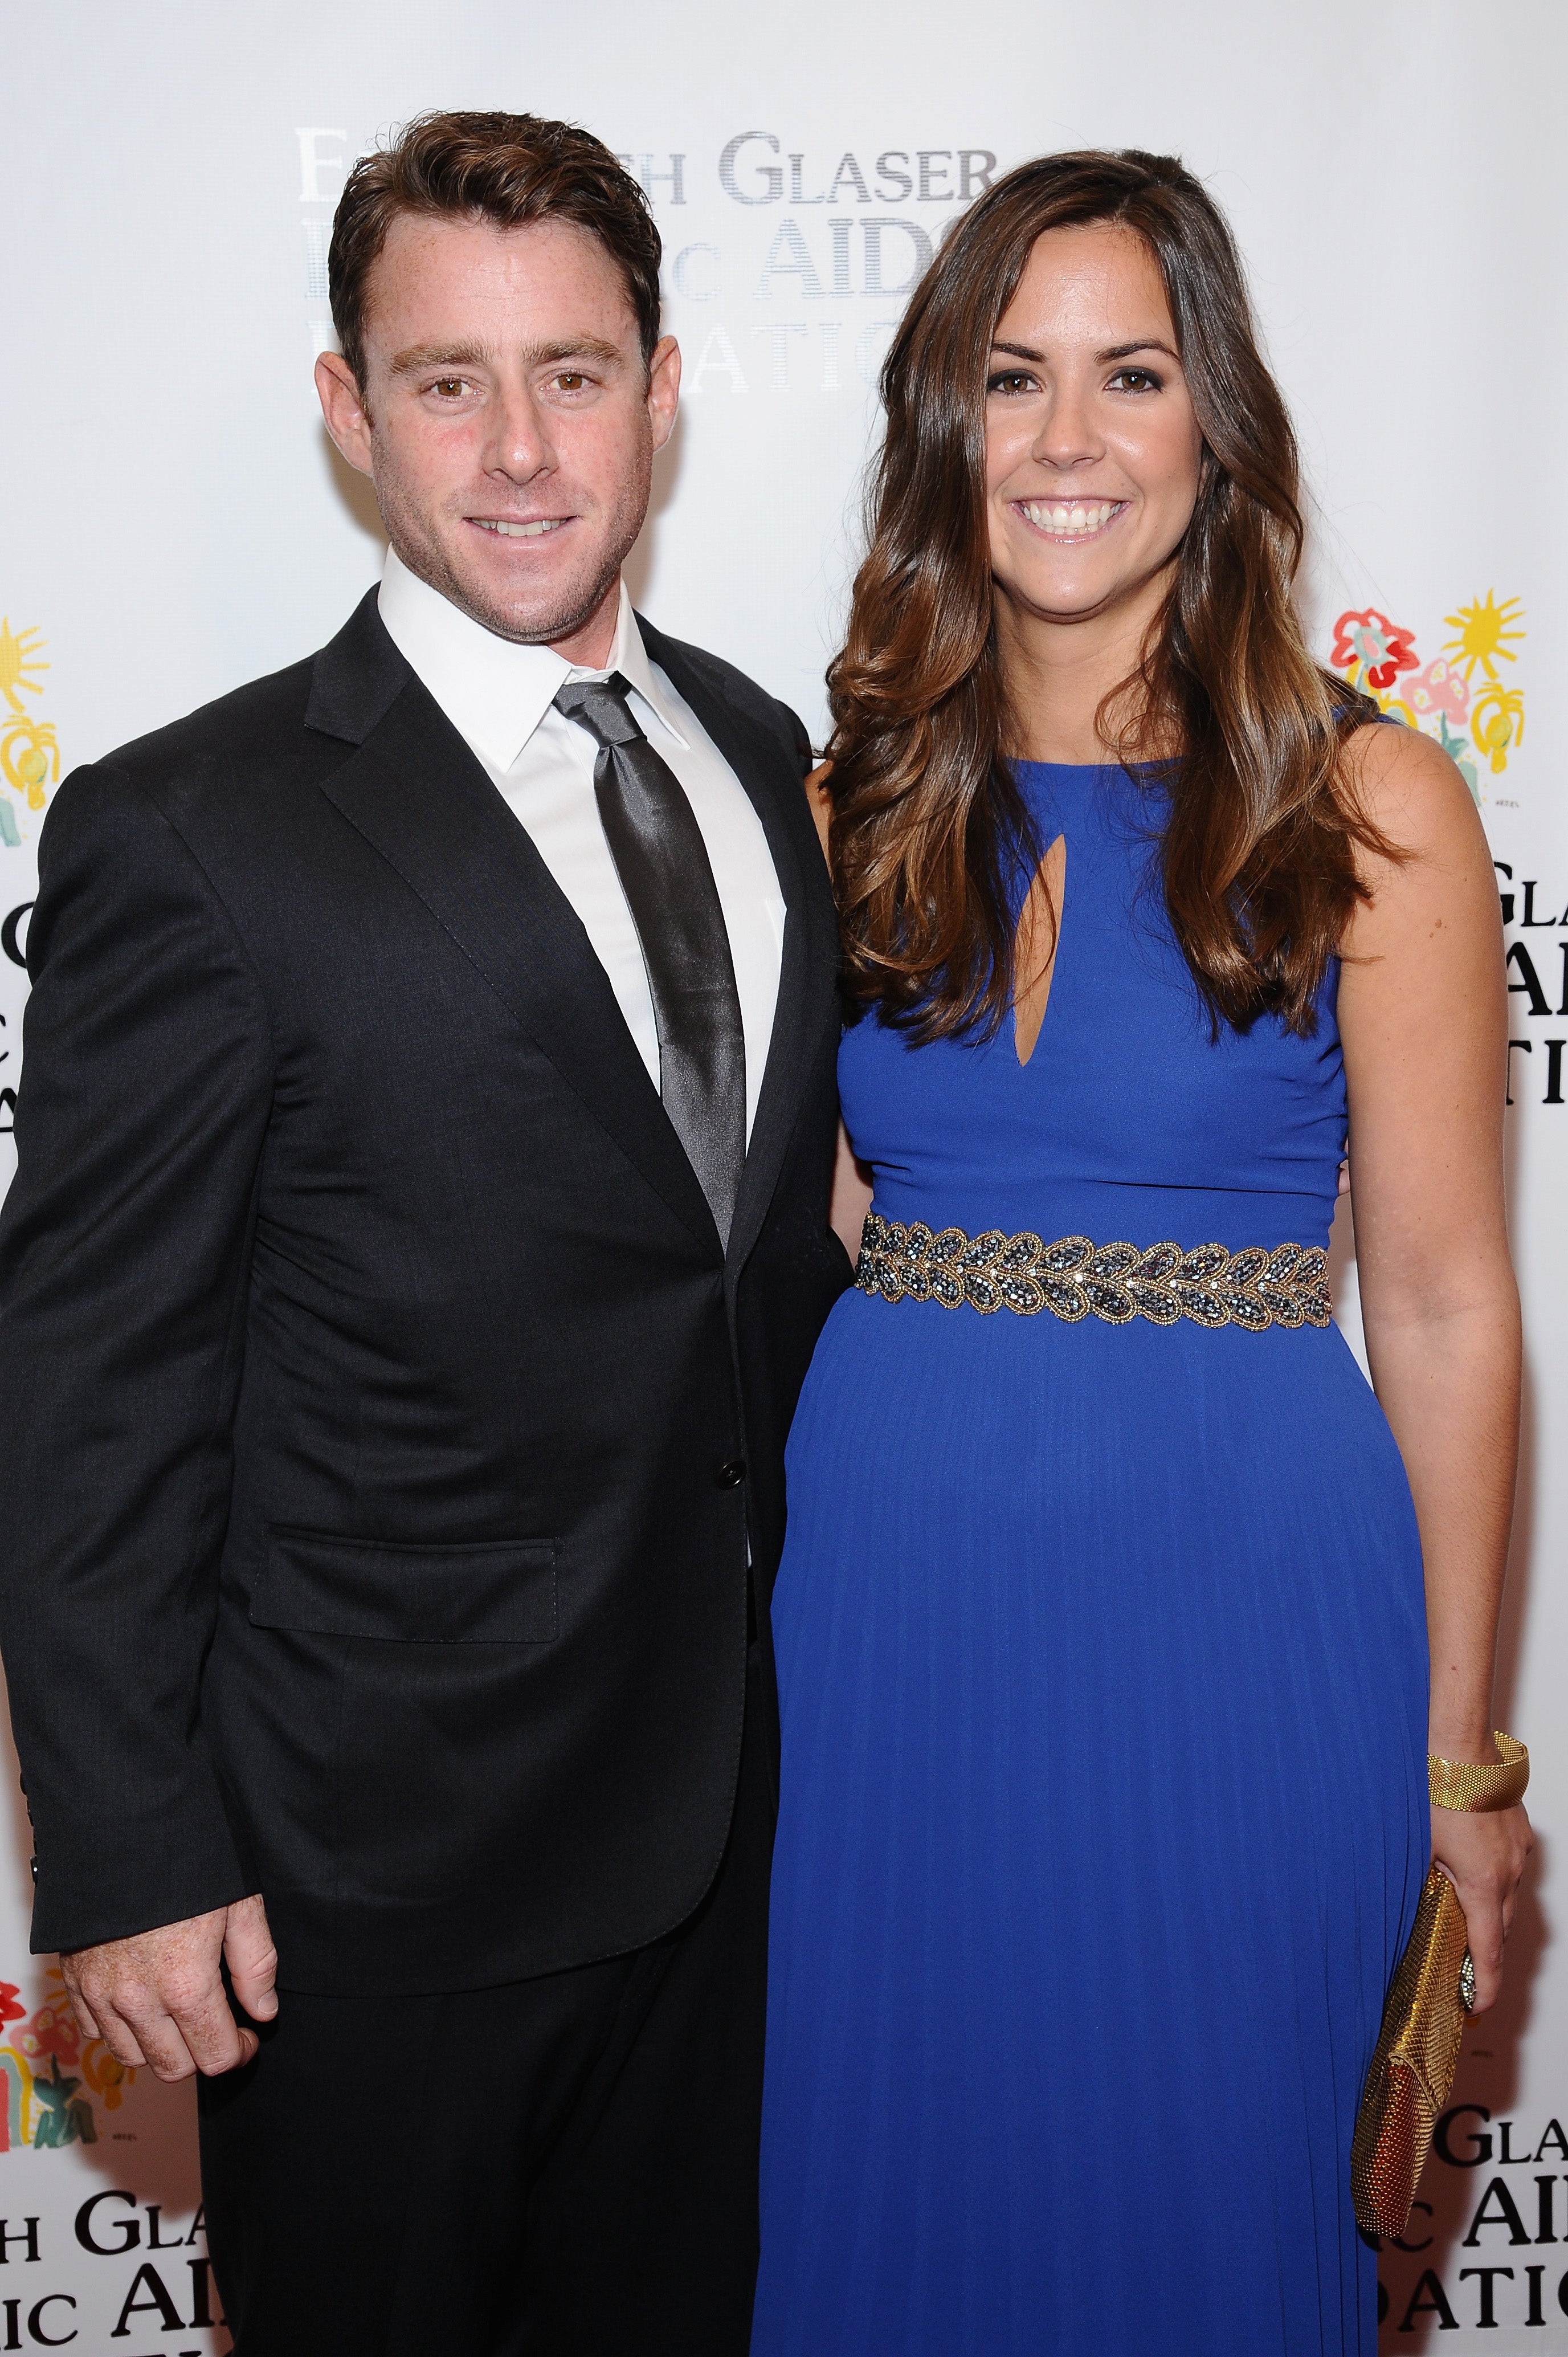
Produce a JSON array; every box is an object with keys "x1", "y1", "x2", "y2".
[{"x1": 715, "y1": 1458, "x2": 747, "y2": 1489}]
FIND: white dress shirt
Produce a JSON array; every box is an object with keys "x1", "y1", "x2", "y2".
[{"x1": 378, "y1": 545, "x2": 786, "y2": 1144}]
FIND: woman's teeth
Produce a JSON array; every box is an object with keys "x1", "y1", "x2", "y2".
[{"x1": 1020, "y1": 500, "x2": 1122, "y2": 537}]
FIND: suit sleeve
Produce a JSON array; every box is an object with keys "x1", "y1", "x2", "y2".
[{"x1": 0, "y1": 764, "x2": 273, "y2": 1951}]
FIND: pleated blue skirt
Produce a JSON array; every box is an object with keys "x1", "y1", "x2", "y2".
[{"x1": 752, "y1": 1288, "x2": 1429, "y2": 2356}]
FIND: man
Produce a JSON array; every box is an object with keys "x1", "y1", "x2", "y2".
[{"x1": 0, "y1": 111, "x2": 848, "y2": 2354}]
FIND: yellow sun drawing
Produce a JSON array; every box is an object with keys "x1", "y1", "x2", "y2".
[
  {"x1": 0, "y1": 618, "x2": 48, "y2": 717},
  {"x1": 1441, "y1": 591, "x2": 1525, "y2": 687}
]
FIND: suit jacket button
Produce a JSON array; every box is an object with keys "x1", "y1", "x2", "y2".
[{"x1": 715, "y1": 1458, "x2": 746, "y2": 1489}]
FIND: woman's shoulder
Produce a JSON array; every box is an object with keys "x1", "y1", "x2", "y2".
[{"x1": 1341, "y1": 717, "x2": 1485, "y2": 868}]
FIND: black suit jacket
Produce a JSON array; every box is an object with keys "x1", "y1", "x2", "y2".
[{"x1": 0, "y1": 591, "x2": 850, "y2": 1993}]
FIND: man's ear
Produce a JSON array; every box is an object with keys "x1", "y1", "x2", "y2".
[
  {"x1": 647, "y1": 334, "x2": 681, "y2": 455},
  {"x1": 315, "y1": 350, "x2": 375, "y2": 476}
]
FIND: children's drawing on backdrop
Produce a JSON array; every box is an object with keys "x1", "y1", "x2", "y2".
[
  {"x1": 1330, "y1": 591, "x2": 1525, "y2": 806},
  {"x1": 1, "y1": 1964, "x2": 136, "y2": 2151},
  {"x1": 0, "y1": 614, "x2": 60, "y2": 848}
]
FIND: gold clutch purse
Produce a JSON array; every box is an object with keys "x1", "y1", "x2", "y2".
[{"x1": 1351, "y1": 1862, "x2": 1475, "y2": 2238}]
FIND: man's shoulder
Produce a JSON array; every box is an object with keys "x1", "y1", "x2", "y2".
[
  {"x1": 92, "y1": 589, "x2": 395, "y2": 790},
  {"x1": 636, "y1": 618, "x2": 814, "y2": 770},
  {"x1": 96, "y1": 651, "x2": 320, "y2": 788},
  {"x1": 43, "y1": 593, "x2": 399, "y2": 878}
]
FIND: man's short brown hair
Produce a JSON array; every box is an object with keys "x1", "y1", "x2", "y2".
[{"x1": 328, "y1": 110, "x2": 663, "y2": 387}]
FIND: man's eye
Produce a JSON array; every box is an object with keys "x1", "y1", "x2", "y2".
[
  {"x1": 986, "y1": 370, "x2": 1036, "y2": 397},
  {"x1": 554, "y1": 370, "x2": 589, "y2": 391},
  {"x1": 428, "y1": 378, "x2": 471, "y2": 398}
]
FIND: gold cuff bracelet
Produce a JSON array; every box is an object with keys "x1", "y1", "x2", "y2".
[{"x1": 1428, "y1": 1732, "x2": 1529, "y2": 1812}]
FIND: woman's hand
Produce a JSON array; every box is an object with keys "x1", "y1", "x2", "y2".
[{"x1": 1431, "y1": 1801, "x2": 1534, "y2": 2013}]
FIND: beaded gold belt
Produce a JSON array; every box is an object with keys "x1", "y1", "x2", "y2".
[{"x1": 854, "y1": 1209, "x2": 1331, "y2": 1331}]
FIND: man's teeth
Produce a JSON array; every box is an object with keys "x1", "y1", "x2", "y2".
[
  {"x1": 477, "y1": 517, "x2": 565, "y2": 537},
  {"x1": 1020, "y1": 500, "x2": 1121, "y2": 536}
]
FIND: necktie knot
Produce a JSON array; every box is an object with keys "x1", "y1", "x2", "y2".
[{"x1": 554, "y1": 673, "x2": 646, "y2": 751}]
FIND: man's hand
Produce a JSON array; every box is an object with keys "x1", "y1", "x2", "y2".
[{"x1": 60, "y1": 1894, "x2": 279, "y2": 2081}]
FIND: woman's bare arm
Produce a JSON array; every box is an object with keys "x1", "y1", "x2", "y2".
[
  {"x1": 805, "y1": 762, "x2": 875, "y2": 1264},
  {"x1": 1338, "y1": 720, "x2": 1532, "y2": 2009},
  {"x1": 830, "y1": 1124, "x2": 874, "y2": 1265}
]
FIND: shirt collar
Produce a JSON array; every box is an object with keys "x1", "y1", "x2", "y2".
[
  {"x1": 377, "y1": 545, "x2": 687, "y2": 774},
  {"x1": 579, "y1": 592, "x2": 691, "y2": 755}
]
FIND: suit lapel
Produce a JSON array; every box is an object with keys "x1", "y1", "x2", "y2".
[
  {"x1": 308, "y1": 602, "x2": 720, "y2": 1255},
  {"x1": 640, "y1": 623, "x2": 842, "y2": 1282}
]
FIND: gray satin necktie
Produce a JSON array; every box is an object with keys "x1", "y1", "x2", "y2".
[{"x1": 554, "y1": 673, "x2": 746, "y2": 1246}]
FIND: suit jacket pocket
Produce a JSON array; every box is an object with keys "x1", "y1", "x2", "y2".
[{"x1": 254, "y1": 1528, "x2": 558, "y2": 1644}]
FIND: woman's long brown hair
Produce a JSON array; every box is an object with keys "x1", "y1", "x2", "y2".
[{"x1": 826, "y1": 148, "x2": 1388, "y2": 1041}]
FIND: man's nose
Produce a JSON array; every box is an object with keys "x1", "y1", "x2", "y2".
[{"x1": 484, "y1": 389, "x2": 556, "y2": 485}]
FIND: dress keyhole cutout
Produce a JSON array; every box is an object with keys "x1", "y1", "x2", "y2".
[{"x1": 1012, "y1": 834, "x2": 1066, "y2": 1069}]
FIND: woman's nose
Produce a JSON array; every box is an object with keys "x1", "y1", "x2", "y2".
[{"x1": 1032, "y1": 385, "x2": 1102, "y2": 471}]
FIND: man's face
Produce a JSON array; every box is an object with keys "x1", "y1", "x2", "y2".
[{"x1": 317, "y1": 213, "x2": 679, "y2": 662}]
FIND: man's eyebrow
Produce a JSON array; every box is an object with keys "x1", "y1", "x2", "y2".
[
  {"x1": 522, "y1": 337, "x2": 624, "y2": 368},
  {"x1": 388, "y1": 341, "x2": 493, "y2": 377},
  {"x1": 387, "y1": 337, "x2": 627, "y2": 376},
  {"x1": 988, "y1": 337, "x2": 1180, "y2": 365}
]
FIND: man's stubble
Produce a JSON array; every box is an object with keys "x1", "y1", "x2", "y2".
[{"x1": 370, "y1": 432, "x2": 654, "y2": 651}]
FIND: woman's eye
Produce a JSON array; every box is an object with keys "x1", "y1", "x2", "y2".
[
  {"x1": 1109, "y1": 368, "x2": 1162, "y2": 393},
  {"x1": 986, "y1": 370, "x2": 1036, "y2": 397}
]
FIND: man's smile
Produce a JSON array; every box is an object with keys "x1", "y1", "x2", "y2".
[{"x1": 469, "y1": 515, "x2": 572, "y2": 539}]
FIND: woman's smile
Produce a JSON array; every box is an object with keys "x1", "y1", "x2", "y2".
[{"x1": 1012, "y1": 495, "x2": 1129, "y2": 541}]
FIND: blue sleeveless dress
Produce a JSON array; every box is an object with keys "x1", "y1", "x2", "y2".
[{"x1": 750, "y1": 761, "x2": 1430, "y2": 2356}]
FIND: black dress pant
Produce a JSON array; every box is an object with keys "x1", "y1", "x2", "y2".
[{"x1": 199, "y1": 1658, "x2": 773, "y2": 2356}]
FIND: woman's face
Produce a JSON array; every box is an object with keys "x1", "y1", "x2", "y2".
[{"x1": 985, "y1": 223, "x2": 1203, "y2": 636}]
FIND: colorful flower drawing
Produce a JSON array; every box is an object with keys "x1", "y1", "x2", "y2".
[
  {"x1": 1401, "y1": 656, "x2": 1469, "y2": 725},
  {"x1": 0, "y1": 1966, "x2": 136, "y2": 2152},
  {"x1": 1471, "y1": 685, "x2": 1525, "y2": 774},
  {"x1": 28, "y1": 2054, "x2": 96, "y2": 2150},
  {"x1": 1, "y1": 716, "x2": 59, "y2": 810},
  {"x1": 1432, "y1": 713, "x2": 1480, "y2": 802},
  {"x1": 1330, "y1": 594, "x2": 1525, "y2": 802},
  {"x1": 1330, "y1": 609, "x2": 1419, "y2": 694}
]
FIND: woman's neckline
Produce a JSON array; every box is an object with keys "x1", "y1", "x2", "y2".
[
  {"x1": 1012, "y1": 756, "x2": 1120, "y2": 773},
  {"x1": 1012, "y1": 756, "x2": 1168, "y2": 774}
]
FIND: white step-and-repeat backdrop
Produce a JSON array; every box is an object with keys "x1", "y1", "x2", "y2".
[{"x1": 1, "y1": 2, "x2": 1561, "y2": 2346}]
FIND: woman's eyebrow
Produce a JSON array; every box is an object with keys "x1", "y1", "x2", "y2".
[{"x1": 986, "y1": 337, "x2": 1180, "y2": 364}]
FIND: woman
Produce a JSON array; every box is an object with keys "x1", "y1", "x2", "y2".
[{"x1": 751, "y1": 150, "x2": 1532, "y2": 2355}]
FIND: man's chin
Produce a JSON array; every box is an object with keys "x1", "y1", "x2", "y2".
[
  {"x1": 440, "y1": 568, "x2": 610, "y2": 649},
  {"x1": 387, "y1": 523, "x2": 616, "y2": 650}
]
